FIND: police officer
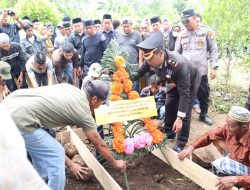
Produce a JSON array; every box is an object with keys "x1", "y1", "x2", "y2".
[
  {"x1": 175, "y1": 9, "x2": 219, "y2": 125},
  {"x1": 135, "y1": 31, "x2": 201, "y2": 152}
]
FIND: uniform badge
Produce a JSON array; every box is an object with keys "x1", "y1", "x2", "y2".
[
  {"x1": 208, "y1": 30, "x2": 215, "y2": 40},
  {"x1": 196, "y1": 37, "x2": 204, "y2": 47},
  {"x1": 168, "y1": 60, "x2": 178, "y2": 67}
]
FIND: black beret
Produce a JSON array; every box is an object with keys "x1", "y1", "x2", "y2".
[
  {"x1": 103, "y1": 14, "x2": 112, "y2": 20},
  {"x1": 180, "y1": 9, "x2": 195, "y2": 22},
  {"x1": 63, "y1": 21, "x2": 71, "y2": 28},
  {"x1": 136, "y1": 31, "x2": 163, "y2": 60},
  {"x1": 150, "y1": 16, "x2": 161, "y2": 24},
  {"x1": 94, "y1": 19, "x2": 101, "y2": 25},
  {"x1": 72, "y1": 17, "x2": 82, "y2": 24},
  {"x1": 32, "y1": 18, "x2": 39, "y2": 23},
  {"x1": 84, "y1": 19, "x2": 94, "y2": 27}
]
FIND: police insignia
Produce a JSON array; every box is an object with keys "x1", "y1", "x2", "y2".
[
  {"x1": 208, "y1": 30, "x2": 215, "y2": 40},
  {"x1": 168, "y1": 60, "x2": 178, "y2": 67}
]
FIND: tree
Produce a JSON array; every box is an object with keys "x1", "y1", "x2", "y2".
[
  {"x1": 203, "y1": 0, "x2": 250, "y2": 92},
  {"x1": 0, "y1": 0, "x2": 18, "y2": 10},
  {"x1": 14, "y1": 0, "x2": 61, "y2": 26}
]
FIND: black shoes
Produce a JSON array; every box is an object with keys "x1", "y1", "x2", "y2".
[
  {"x1": 199, "y1": 114, "x2": 213, "y2": 126},
  {"x1": 167, "y1": 133, "x2": 176, "y2": 140}
]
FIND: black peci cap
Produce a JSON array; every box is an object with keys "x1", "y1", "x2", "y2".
[
  {"x1": 103, "y1": 14, "x2": 112, "y2": 20},
  {"x1": 94, "y1": 19, "x2": 101, "y2": 25},
  {"x1": 63, "y1": 21, "x2": 71, "y2": 28},
  {"x1": 34, "y1": 51, "x2": 46, "y2": 64},
  {"x1": 32, "y1": 18, "x2": 39, "y2": 23},
  {"x1": 84, "y1": 19, "x2": 94, "y2": 27},
  {"x1": 22, "y1": 16, "x2": 30, "y2": 20},
  {"x1": 72, "y1": 17, "x2": 82, "y2": 24},
  {"x1": 62, "y1": 16, "x2": 71, "y2": 22},
  {"x1": 150, "y1": 16, "x2": 161, "y2": 24}
]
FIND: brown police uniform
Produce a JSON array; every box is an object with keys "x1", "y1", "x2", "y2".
[{"x1": 136, "y1": 31, "x2": 201, "y2": 149}]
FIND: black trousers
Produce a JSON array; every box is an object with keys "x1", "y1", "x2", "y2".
[
  {"x1": 197, "y1": 75, "x2": 210, "y2": 115},
  {"x1": 164, "y1": 73, "x2": 200, "y2": 147}
]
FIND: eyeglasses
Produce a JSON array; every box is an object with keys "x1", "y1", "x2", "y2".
[{"x1": 141, "y1": 27, "x2": 147, "y2": 30}]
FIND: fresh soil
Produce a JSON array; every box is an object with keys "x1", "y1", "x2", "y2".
[{"x1": 65, "y1": 112, "x2": 226, "y2": 190}]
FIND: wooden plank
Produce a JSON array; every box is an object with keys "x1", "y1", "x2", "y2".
[
  {"x1": 68, "y1": 126, "x2": 122, "y2": 190},
  {"x1": 152, "y1": 146, "x2": 239, "y2": 190}
]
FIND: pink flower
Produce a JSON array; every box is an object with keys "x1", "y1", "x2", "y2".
[
  {"x1": 142, "y1": 132, "x2": 153, "y2": 146},
  {"x1": 133, "y1": 135, "x2": 146, "y2": 149},
  {"x1": 124, "y1": 138, "x2": 135, "y2": 154}
]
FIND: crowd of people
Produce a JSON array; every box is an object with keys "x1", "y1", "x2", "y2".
[{"x1": 0, "y1": 7, "x2": 249, "y2": 190}]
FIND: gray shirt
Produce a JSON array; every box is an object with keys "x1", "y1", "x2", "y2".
[
  {"x1": 54, "y1": 34, "x2": 68, "y2": 49},
  {"x1": 116, "y1": 30, "x2": 142, "y2": 65},
  {"x1": 2, "y1": 84, "x2": 96, "y2": 132},
  {"x1": 175, "y1": 25, "x2": 218, "y2": 76}
]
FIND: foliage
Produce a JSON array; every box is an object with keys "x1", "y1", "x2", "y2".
[
  {"x1": 14, "y1": 0, "x2": 61, "y2": 26},
  {"x1": 210, "y1": 82, "x2": 248, "y2": 114},
  {"x1": 101, "y1": 39, "x2": 137, "y2": 78},
  {"x1": 203, "y1": 0, "x2": 250, "y2": 92}
]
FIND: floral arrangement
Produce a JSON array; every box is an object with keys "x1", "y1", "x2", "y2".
[
  {"x1": 100, "y1": 40, "x2": 168, "y2": 190},
  {"x1": 107, "y1": 55, "x2": 165, "y2": 156}
]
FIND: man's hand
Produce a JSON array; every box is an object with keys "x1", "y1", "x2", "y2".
[
  {"x1": 111, "y1": 160, "x2": 127, "y2": 171},
  {"x1": 215, "y1": 176, "x2": 237, "y2": 190},
  {"x1": 68, "y1": 162, "x2": 89, "y2": 180},
  {"x1": 17, "y1": 74, "x2": 23, "y2": 86},
  {"x1": 77, "y1": 67, "x2": 82, "y2": 77},
  {"x1": 173, "y1": 117, "x2": 183, "y2": 133},
  {"x1": 210, "y1": 68, "x2": 217, "y2": 80},
  {"x1": 178, "y1": 145, "x2": 194, "y2": 160}
]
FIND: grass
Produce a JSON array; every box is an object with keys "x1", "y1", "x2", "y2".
[{"x1": 210, "y1": 82, "x2": 248, "y2": 114}]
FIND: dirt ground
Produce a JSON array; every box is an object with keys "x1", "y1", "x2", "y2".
[{"x1": 65, "y1": 112, "x2": 226, "y2": 190}]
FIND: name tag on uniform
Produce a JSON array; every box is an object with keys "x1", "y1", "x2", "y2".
[{"x1": 196, "y1": 37, "x2": 204, "y2": 47}]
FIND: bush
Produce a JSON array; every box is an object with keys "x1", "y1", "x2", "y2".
[{"x1": 14, "y1": 0, "x2": 61, "y2": 26}]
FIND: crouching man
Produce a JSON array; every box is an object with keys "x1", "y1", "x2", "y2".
[
  {"x1": 1, "y1": 80, "x2": 126, "y2": 190},
  {"x1": 178, "y1": 106, "x2": 250, "y2": 189},
  {"x1": 26, "y1": 51, "x2": 53, "y2": 87}
]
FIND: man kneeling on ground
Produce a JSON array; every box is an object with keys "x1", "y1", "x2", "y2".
[
  {"x1": 1, "y1": 80, "x2": 126, "y2": 190},
  {"x1": 178, "y1": 106, "x2": 250, "y2": 189}
]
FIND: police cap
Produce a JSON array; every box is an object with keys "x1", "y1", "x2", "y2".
[
  {"x1": 180, "y1": 9, "x2": 195, "y2": 22},
  {"x1": 136, "y1": 31, "x2": 163, "y2": 60}
]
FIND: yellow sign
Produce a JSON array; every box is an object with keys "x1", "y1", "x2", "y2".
[{"x1": 95, "y1": 96, "x2": 157, "y2": 125}]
